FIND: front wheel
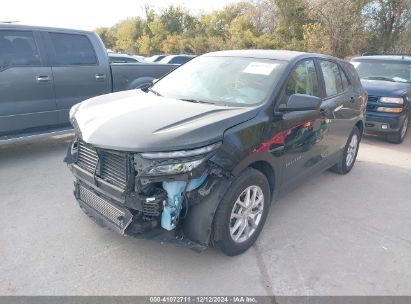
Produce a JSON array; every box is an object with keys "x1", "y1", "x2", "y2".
[
  {"x1": 386, "y1": 115, "x2": 408, "y2": 144},
  {"x1": 330, "y1": 126, "x2": 361, "y2": 175},
  {"x1": 212, "y1": 168, "x2": 270, "y2": 256}
]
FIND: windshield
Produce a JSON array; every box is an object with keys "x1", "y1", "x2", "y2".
[
  {"x1": 352, "y1": 60, "x2": 411, "y2": 83},
  {"x1": 152, "y1": 56, "x2": 287, "y2": 106}
]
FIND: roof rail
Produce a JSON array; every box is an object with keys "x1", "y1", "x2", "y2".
[{"x1": 362, "y1": 52, "x2": 411, "y2": 56}]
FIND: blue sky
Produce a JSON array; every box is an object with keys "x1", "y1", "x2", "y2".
[{"x1": 1, "y1": 0, "x2": 240, "y2": 30}]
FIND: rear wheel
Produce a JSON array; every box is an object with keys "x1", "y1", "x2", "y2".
[
  {"x1": 330, "y1": 127, "x2": 360, "y2": 175},
  {"x1": 386, "y1": 115, "x2": 408, "y2": 144},
  {"x1": 212, "y1": 168, "x2": 270, "y2": 256}
]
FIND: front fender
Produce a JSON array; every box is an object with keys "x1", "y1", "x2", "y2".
[{"x1": 182, "y1": 173, "x2": 234, "y2": 246}]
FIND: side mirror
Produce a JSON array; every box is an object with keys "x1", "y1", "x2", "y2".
[{"x1": 278, "y1": 94, "x2": 322, "y2": 112}]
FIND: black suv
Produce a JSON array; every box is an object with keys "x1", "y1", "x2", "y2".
[
  {"x1": 65, "y1": 50, "x2": 366, "y2": 256},
  {"x1": 351, "y1": 55, "x2": 410, "y2": 143}
]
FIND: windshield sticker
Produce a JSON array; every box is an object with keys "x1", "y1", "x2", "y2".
[
  {"x1": 351, "y1": 62, "x2": 360, "y2": 68},
  {"x1": 243, "y1": 62, "x2": 279, "y2": 75}
]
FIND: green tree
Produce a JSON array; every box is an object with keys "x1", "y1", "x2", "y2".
[
  {"x1": 364, "y1": 0, "x2": 411, "y2": 53},
  {"x1": 304, "y1": 0, "x2": 368, "y2": 57},
  {"x1": 95, "y1": 27, "x2": 116, "y2": 49},
  {"x1": 275, "y1": 0, "x2": 310, "y2": 49},
  {"x1": 113, "y1": 17, "x2": 145, "y2": 53}
]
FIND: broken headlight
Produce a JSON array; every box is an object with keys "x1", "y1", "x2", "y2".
[
  {"x1": 140, "y1": 142, "x2": 221, "y2": 176},
  {"x1": 148, "y1": 159, "x2": 205, "y2": 175}
]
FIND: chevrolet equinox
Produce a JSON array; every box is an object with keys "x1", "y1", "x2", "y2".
[{"x1": 65, "y1": 50, "x2": 366, "y2": 256}]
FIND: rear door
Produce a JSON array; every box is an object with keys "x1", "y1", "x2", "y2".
[
  {"x1": 317, "y1": 60, "x2": 358, "y2": 155},
  {"x1": 0, "y1": 29, "x2": 57, "y2": 135},
  {"x1": 44, "y1": 31, "x2": 111, "y2": 125}
]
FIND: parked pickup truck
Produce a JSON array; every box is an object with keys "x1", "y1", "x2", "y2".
[{"x1": 0, "y1": 24, "x2": 177, "y2": 142}]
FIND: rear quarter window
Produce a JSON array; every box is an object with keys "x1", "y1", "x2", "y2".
[{"x1": 343, "y1": 62, "x2": 363, "y2": 93}]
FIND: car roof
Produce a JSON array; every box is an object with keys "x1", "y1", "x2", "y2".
[
  {"x1": 108, "y1": 53, "x2": 134, "y2": 58},
  {"x1": 163, "y1": 55, "x2": 195, "y2": 59},
  {"x1": 204, "y1": 49, "x2": 343, "y2": 63},
  {"x1": 0, "y1": 23, "x2": 92, "y2": 35},
  {"x1": 351, "y1": 55, "x2": 411, "y2": 62}
]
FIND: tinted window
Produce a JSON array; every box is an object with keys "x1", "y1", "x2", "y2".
[
  {"x1": 320, "y1": 61, "x2": 344, "y2": 97},
  {"x1": 171, "y1": 56, "x2": 191, "y2": 64},
  {"x1": 285, "y1": 60, "x2": 319, "y2": 99},
  {"x1": 0, "y1": 30, "x2": 41, "y2": 67},
  {"x1": 49, "y1": 33, "x2": 97, "y2": 65}
]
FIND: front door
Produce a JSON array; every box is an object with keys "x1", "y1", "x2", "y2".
[
  {"x1": 0, "y1": 30, "x2": 57, "y2": 136},
  {"x1": 271, "y1": 59, "x2": 329, "y2": 188}
]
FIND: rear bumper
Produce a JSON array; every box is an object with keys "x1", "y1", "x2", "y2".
[{"x1": 365, "y1": 111, "x2": 408, "y2": 133}]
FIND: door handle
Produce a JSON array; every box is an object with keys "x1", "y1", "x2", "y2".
[
  {"x1": 36, "y1": 75, "x2": 50, "y2": 83},
  {"x1": 95, "y1": 74, "x2": 106, "y2": 80}
]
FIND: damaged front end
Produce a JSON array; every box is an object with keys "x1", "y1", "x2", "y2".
[{"x1": 64, "y1": 138, "x2": 231, "y2": 251}]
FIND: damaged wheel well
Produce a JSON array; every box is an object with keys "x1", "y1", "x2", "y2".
[{"x1": 249, "y1": 161, "x2": 275, "y2": 199}]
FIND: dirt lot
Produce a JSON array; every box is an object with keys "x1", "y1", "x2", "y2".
[{"x1": 0, "y1": 130, "x2": 410, "y2": 295}]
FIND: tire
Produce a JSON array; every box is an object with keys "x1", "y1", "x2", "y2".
[
  {"x1": 330, "y1": 126, "x2": 361, "y2": 175},
  {"x1": 212, "y1": 168, "x2": 271, "y2": 256},
  {"x1": 386, "y1": 115, "x2": 409, "y2": 144}
]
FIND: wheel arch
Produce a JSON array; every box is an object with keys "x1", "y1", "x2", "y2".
[
  {"x1": 355, "y1": 119, "x2": 364, "y2": 137},
  {"x1": 248, "y1": 160, "x2": 276, "y2": 200}
]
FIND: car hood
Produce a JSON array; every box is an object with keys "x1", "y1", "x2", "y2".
[
  {"x1": 361, "y1": 79, "x2": 409, "y2": 97},
  {"x1": 71, "y1": 90, "x2": 259, "y2": 152}
]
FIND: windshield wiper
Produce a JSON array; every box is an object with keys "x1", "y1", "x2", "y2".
[
  {"x1": 147, "y1": 87, "x2": 162, "y2": 96},
  {"x1": 362, "y1": 76, "x2": 396, "y2": 82},
  {"x1": 179, "y1": 98, "x2": 214, "y2": 104}
]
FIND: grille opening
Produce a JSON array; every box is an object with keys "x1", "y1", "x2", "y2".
[{"x1": 76, "y1": 140, "x2": 129, "y2": 189}]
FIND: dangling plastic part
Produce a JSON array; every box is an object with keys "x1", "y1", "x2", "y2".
[{"x1": 161, "y1": 173, "x2": 208, "y2": 231}]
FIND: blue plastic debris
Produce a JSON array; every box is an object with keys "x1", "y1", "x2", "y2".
[{"x1": 161, "y1": 173, "x2": 207, "y2": 231}]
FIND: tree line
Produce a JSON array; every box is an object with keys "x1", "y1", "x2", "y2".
[{"x1": 95, "y1": 0, "x2": 411, "y2": 59}]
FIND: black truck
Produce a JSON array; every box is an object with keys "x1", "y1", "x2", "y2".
[{"x1": 0, "y1": 24, "x2": 177, "y2": 142}]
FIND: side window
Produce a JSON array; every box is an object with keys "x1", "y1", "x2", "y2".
[
  {"x1": 339, "y1": 66, "x2": 350, "y2": 90},
  {"x1": 0, "y1": 30, "x2": 41, "y2": 67},
  {"x1": 284, "y1": 59, "x2": 319, "y2": 101},
  {"x1": 170, "y1": 57, "x2": 181, "y2": 64},
  {"x1": 49, "y1": 33, "x2": 97, "y2": 65},
  {"x1": 319, "y1": 61, "x2": 344, "y2": 97}
]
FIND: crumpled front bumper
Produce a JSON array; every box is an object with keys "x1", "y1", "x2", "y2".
[
  {"x1": 65, "y1": 141, "x2": 232, "y2": 251},
  {"x1": 74, "y1": 181, "x2": 133, "y2": 234}
]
